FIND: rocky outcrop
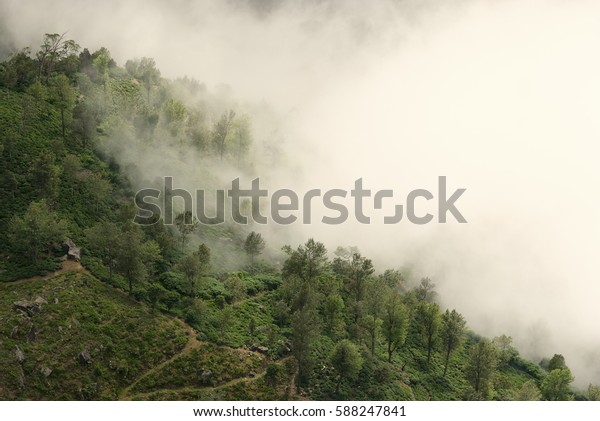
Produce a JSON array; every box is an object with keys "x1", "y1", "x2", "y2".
[
  {"x1": 13, "y1": 297, "x2": 47, "y2": 315},
  {"x1": 63, "y1": 238, "x2": 81, "y2": 262},
  {"x1": 78, "y1": 349, "x2": 92, "y2": 364},
  {"x1": 15, "y1": 345, "x2": 25, "y2": 364}
]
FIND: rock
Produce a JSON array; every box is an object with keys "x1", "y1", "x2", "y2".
[
  {"x1": 13, "y1": 298, "x2": 45, "y2": 315},
  {"x1": 41, "y1": 367, "x2": 52, "y2": 377},
  {"x1": 250, "y1": 344, "x2": 269, "y2": 354},
  {"x1": 63, "y1": 238, "x2": 81, "y2": 262},
  {"x1": 200, "y1": 369, "x2": 212, "y2": 383},
  {"x1": 28, "y1": 325, "x2": 37, "y2": 342},
  {"x1": 78, "y1": 349, "x2": 92, "y2": 364},
  {"x1": 15, "y1": 345, "x2": 25, "y2": 363}
]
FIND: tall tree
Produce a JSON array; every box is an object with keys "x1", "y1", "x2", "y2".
[
  {"x1": 336, "y1": 251, "x2": 374, "y2": 330},
  {"x1": 492, "y1": 334, "x2": 517, "y2": 366},
  {"x1": 175, "y1": 211, "x2": 199, "y2": 252},
  {"x1": 330, "y1": 340, "x2": 363, "y2": 394},
  {"x1": 415, "y1": 302, "x2": 441, "y2": 367},
  {"x1": 177, "y1": 243, "x2": 211, "y2": 296},
  {"x1": 381, "y1": 292, "x2": 409, "y2": 363},
  {"x1": 440, "y1": 309, "x2": 466, "y2": 376},
  {"x1": 291, "y1": 306, "x2": 320, "y2": 387},
  {"x1": 36, "y1": 33, "x2": 80, "y2": 80},
  {"x1": 415, "y1": 277, "x2": 437, "y2": 302},
  {"x1": 541, "y1": 368, "x2": 574, "y2": 401},
  {"x1": 31, "y1": 152, "x2": 61, "y2": 199},
  {"x1": 7, "y1": 200, "x2": 67, "y2": 264},
  {"x1": 244, "y1": 231, "x2": 265, "y2": 263},
  {"x1": 513, "y1": 380, "x2": 542, "y2": 401},
  {"x1": 282, "y1": 238, "x2": 328, "y2": 288},
  {"x1": 85, "y1": 222, "x2": 121, "y2": 281},
  {"x1": 323, "y1": 293, "x2": 345, "y2": 335},
  {"x1": 212, "y1": 109, "x2": 235, "y2": 159},
  {"x1": 465, "y1": 340, "x2": 498, "y2": 399},
  {"x1": 49, "y1": 74, "x2": 75, "y2": 140},
  {"x1": 361, "y1": 314, "x2": 383, "y2": 356}
]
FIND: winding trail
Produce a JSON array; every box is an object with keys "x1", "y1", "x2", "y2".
[
  {"x1": 3, "y1": 260, "x2": 299, "y2": 400},
  {"x1": 2, "y1": 259, "x2": 87, "y2": 286},
  {"x1": 119, "y1": 322, "x2": 202, "y2": 400}
]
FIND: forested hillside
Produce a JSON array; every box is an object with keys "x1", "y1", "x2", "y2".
[{"x1": 0, "y1": 34, "x2": 598, "y2": 401}]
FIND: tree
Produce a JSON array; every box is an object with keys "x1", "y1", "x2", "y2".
[
  {"x1": 49, "y1": 74, "x2": 75, "y2": 140},
  {"x1": 213, "y1": 109, "x2": 235, "y2": 159},
  {"x1": 291, "y1": 306, "x2": 320, "y2": 387},
  {"x1": 177, "y1": 243, "x2": 211, "y2": 296},
  {"x1": 36, "y1": 33, "x2": 80, "y2": 80},
  {"x1": 7, "y1": 200, "x2": 67, "y2": 264},
  {"x1": 330, "y1": 340, "x2": 363, "y2": 394},
  {"x1": 116, "y1": 226, "x2": 161, "y2": 294},
  {"x1": 31, "y1": 152, "x2": 61, "y2": 199},
  {"x1": 85, "y1": 222, "x2": 121, "y2": 281},
  {"x1": 465, "y1": 340, "x2": 498, "y2": 399},
  {"x1": 492, "y1": 334, "x2": 517, "y2": 366},
  {"x1": 126, "y1": 57, "x2": 161, "y2": 102},
  {"x1": 174, "y1": 211, "x2": 199, "y2": 252},
  {"x1": 588, "y1": 384, "x2": 600, "y2": 401},
  {"x1": 541, "y1": 368, "x2": 574, "y2": 401},
  {"x1": 415, "y1": 277, "x2": 437, "y2": 302},
  {"x1": 513, "y1": 380, "x2": 542, "y2": 401},
  {"x1": 0, "y1": 48, "x2": 37, "y2": 90},
  {"x1": 335, "y1": 251, "x2": 374, "y2": 332},
  {"x1": 224, "y1": 273, "x2": 247, "y2": 303},
  {"x1": 547, "y1": 354, "x2": 568, "y2": 372},
  {"x1": 282, "y1": 238, "x2": 328, "y2": 288},
  {"x1": 72, "y1": 101, "x2": 97, "y2": 147},
  {"x1": 244, "y1": 231, "x2": 265, "y2": 263},
  {"x1": 381, "y1": 292, "x2": 409, "y2": 362},
  {"x1": 379, "y1": 269, "x2": 407, "y2": 292},
  {"x1": 323, "y1": 293, "x2": 345, "y2": 335},
  {"x1": 232, "y1": 114, "x2": 252, "y2": 164},
  {"x1": 361, "y1": 314, "x2": 382, "y2": 356},
  {"x1": 415, "y1": 302, "x2": 441, "y2": 367},
  {"x1": 440, "y1": 309, "x2": 466, "y2": 376},
  {"x1": 84, "y1": 172, "x2": 112, "y2": 211}
]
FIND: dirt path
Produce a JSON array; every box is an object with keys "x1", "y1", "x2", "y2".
[
  {"x1": 2, "y1": 259, "x2": 87, "y2": 286},
  {"x1": 119, "y1": 321, "x2": 202, "y2": 400}
]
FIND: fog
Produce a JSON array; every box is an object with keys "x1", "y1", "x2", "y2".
[{"x1": 2, "y1": 0, "x2": 600, "y2": 387}]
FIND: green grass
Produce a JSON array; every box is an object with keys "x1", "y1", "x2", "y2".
[{"x1": 0, "y1": 271, "x2": 187, "y2": 400}]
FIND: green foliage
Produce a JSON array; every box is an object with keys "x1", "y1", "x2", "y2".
[
  {"x1": 7, "y1": 199, "x2": 68, "y2": 265},
  {"x1": 440, "y1": 309, "x2": 466, "y2": 377},
  {"x1": 547, "y1": 354, "x2": 568, "y2": 372},
  {"x1": 381, "y1": 292, "x2": 409, "y2": 363},
  {"x1": 0, "y1": 35, "x2": 564, "y2": 403},
  {"x1": 330, "y1": 339, "x2": 363, "y2": 394},
  {"x1": 244, "y1": 231, "x2": 265, "y2": 262},
  {"x1": 0, "y1": 273, "x2": 187, "y2": 399},
  {"x1": 465, "y1": 340, "x2": 498, "y2": 399},
  {"x1": 513, "y1": 380, "x2": 542, "y2": 401},
  {"x1": 541, "y1": 368, "x2": 574, "y2": 401}
]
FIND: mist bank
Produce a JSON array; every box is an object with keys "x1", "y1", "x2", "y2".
[{"x1": 2, "y1": 0, "x2": 600, "y2": 386}]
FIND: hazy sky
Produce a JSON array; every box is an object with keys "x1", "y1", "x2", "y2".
[{"x1": 2, "y1": 0, "x2": 600, "y2": 386}]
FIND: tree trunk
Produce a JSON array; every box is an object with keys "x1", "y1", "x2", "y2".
[{"x1": 443, "y1": 347, "x2": 451, "y2": 377}]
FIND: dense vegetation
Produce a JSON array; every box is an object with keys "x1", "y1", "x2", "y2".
[{"x1": 0, "y1": 34, "x2": 598, "y2": 401}]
